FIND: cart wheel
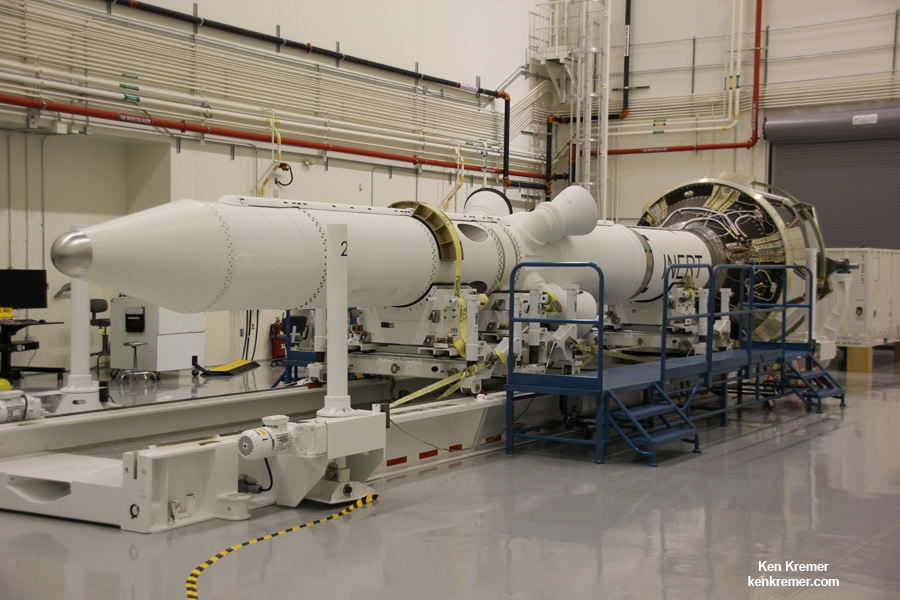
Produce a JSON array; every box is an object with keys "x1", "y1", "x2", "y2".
[
  {"x1": 57, "y1": 373, "x2": 64, "y2": 384},
  {"x1": 192, "y1": 368, "x2": 200, "y2": 377},
  {"x1": 151, "y1": 372, "x2": 160, "y2": 382},
  {"x1": 110, "y1": 369, "x2": 119, "y2": 378}
]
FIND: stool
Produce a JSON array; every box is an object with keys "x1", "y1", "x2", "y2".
[
  {"x1": 116, "y1": 341, "x2": 156, "y2": 384},
  {"x1": 90, "y1": 299, "x2": 111, "y2": 374}
]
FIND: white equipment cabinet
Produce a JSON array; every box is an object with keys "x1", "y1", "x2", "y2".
[
  {"x1": 109, "y1": 297, "x2": 205, "y2": 373},
  {"x1": 822, "y1": 248, "x2": 900, "y2": 347}
]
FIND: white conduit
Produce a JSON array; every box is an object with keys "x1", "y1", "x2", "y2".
[
  {"x1": 47, "y1": 37, "x2": 490, "y2": 136},
  {"x1": 0, "y1": 1, "x2": 546, "y2": 173},
  {"x1": 0, "y1": 74, "x2": 542, "y2": 171},
  {"x1": 545, "y1": 1, "x2": 745, "y2": 134},
  {"x1": 734, "y1": 0, "x2": 745, "y2": 119},
  {"x1": 0, "y1": 60, "x2": 499, "y2": 156},
  {"x1": 0, "y1": 79, "x2": 542, "y2": 170},
  {"x1": 599, "y1": 11, "x2": 897, "y2": 134},
  {"x1": 545, "y1": 70, "x2": 899, "y2": 128},
  {"x1": 1, "y1": 8, "x2": 454, "y2": 112},
  {"x1": 725, "y1": 0, "x2": 738, "y2": 120},
  {"x1": 3, "y1": 0, "x2": 895, "y2": 167},
  {"x1": 532, "y1": 0, "x2": 749, "y2": 139},
  {"x1": 605, "y1": 0, "x2": 745, "y2": 137}
]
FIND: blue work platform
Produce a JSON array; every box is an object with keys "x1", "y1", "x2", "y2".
[{"x1": 505, "y1": 262, "x2": 845, "y2": 466}]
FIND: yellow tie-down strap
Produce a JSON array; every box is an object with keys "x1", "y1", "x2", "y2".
[
  {"x1": 573, "y1": 342, "x2": 656, "y2": 364},
  {"x1": 540, "y1": 290, "x2": 562, "y2": 313},
  {"x1": 389, "y1": 358, "x2": 494, "y2": 409},
  {"x1": 453, "y1": 296, "x2": 467, "y2": 357}
]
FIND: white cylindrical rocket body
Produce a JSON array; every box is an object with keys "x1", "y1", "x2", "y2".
[
  {"x1": 450, "y1": 221, "x2": 711, "y2": 305},
  {"x1": 53, "y1": 197, "x2": 437, "y2": 313},
  {"x1": 51, "y1": 187, "x2": 715, "y2": 312}
]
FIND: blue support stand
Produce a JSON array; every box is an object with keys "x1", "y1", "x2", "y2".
[{"x1": 504, "y1": 262, "x2": 845, "y2": 466}]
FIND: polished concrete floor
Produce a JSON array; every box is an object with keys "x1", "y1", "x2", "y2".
[{"x1": 2, "y1": 352, "x2": 899, "y2": 600}]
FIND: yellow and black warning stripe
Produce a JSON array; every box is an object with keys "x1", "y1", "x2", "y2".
[{"x1": 185, "y1": 493, "x2": 379, "y2": 599}]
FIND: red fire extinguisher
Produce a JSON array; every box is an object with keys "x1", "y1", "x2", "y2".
[{"x1": 270, "y1": 318, "x2": 286, "y2": 360}]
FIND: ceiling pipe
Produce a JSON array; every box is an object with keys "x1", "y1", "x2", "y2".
[
  {"x1": 607, "y1": 0, "x2": 762, "y2": 156},
  {"x1": 105, "y1": 1, "x2": 502, "y2": 99},
  {"x1": 103, "y1": 1, "x2": 528, "y2": 187},
  {"x1": 0, "y1": 93, "x2": 545, "y2": 180}
]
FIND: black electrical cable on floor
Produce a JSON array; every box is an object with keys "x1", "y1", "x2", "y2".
[
  {"x1": 389, "y1": 418, "x2": 455, "y2": 453},
  {"x1": 184, "y1": 494, "x2": 379, "y2": 600}
]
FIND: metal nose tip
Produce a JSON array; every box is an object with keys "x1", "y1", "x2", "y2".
[{"x1": 51, "y1": 231, "x2": 93, "y2": 277}]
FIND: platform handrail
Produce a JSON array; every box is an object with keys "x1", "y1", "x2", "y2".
[
  {"x1": 709, "y1": 264, "x2": 814, "y2": 380},
  {"x1": 661, "y1": 263, "x2": 815, "y2": 390},
  {"x1": 507, "y1": 261, "x2": 605, "y2": 390}
]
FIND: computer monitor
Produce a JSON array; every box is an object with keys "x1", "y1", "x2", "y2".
[{"x1": 0, "y1": 269, "x2": 48, "y2": 309}]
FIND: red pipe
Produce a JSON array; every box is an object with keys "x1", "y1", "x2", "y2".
[
  {"x1": 0, "y1": 93, "x2": 545, "y2": 180},
  {"x1": 608, "y1": 0, "x2": 762, "y2": 156}
]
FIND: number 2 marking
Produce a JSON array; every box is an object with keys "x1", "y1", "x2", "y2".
[{"x1": 340, "y1": 240, "x2": 348, "y2": 257}]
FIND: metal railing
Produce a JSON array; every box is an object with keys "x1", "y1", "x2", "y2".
[
  {"x1": 660, "y1": 263, "x2": 815, "y2": 391},
  {"x1": 507, "y1": 261, "x2": 605, "y2": 390}
]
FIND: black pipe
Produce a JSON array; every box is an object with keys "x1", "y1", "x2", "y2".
[
  {"x1": 107, "y1": 0, "x2": 502, "y2": 98},
  {"x1": 571, "y1": 142, "x2": 576, "y2": 184},
  {"x1": 506, "y1": 180, "x2": 548, "y2": 191},
  {"x1": 544, "y1": 117, "x2": 553, "y2": 201},
  {"x1": 502, "y1": 97, "x2": 511, "y2": 179},
  {"x1": 565, "y1": 114, "x2": 601, "y2": 123},
  {"x1": 622, "y1": 0, "x2": 632, "y2": 114},
  {"x1": 602, "y1": 0, "x2": 632, "y2": 121}
]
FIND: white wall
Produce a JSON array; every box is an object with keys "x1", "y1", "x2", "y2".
[
  {"x1": 0, "y1": 131, "x2": 130, "y2": 370},
  {"x1": 126, "y1": 142, "x2": 171, "y2": 214}
]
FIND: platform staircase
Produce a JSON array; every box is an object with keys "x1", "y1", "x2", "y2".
[
  {"x1": 784, "y1": 354, "x2": 845, "y2": 413},
  {"x1": 605, "y1": 382, "x2": 700, "y2": 467}
]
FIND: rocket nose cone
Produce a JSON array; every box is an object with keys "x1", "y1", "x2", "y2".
[{"x1": 51, "y1": 231, "x2": 93, "y2": 278}]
